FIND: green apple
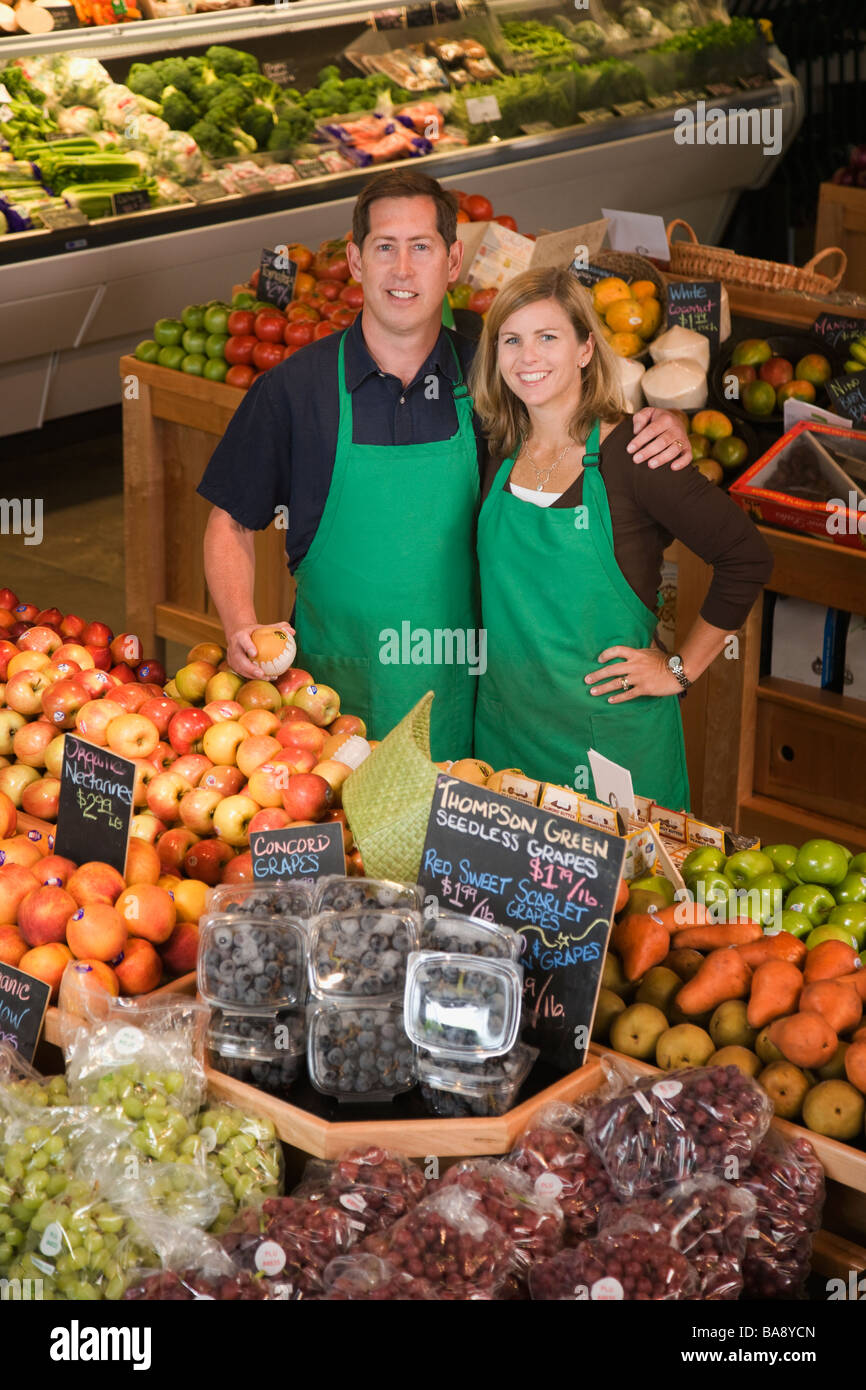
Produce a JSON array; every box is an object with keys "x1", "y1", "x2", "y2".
[
  {"x1": 628, "y1": 874, "x2": 676, "y2": 906},
  {"x1": 794, "y1": 838, "x2": 849, "y2": 887},
  {"x1": 785, "y1": 883, "x2": 836, "y2": 925},
  {"x1": 779, "y1": 909, "x2": 814, "y2": 940},
  {"x1": 157, "y1": 344, "x2": 185, "y2": 370},
  {"x1": 181, "y1": 303, "x2": 206, "y2": 331},
  {"x1": 833, "y1": 872, "x2": 866, "y2": 905},
  {"x1": 762, "y1": 843, "x2": 799, "y2": 876},
  {"x1": 806, "y1": 923, "x2": 858, "y2": 951},
  {"x1": 827, "y1": 903, "x2": 866, "y2": 949},
  {"x1": 681, "y1": 847, "x2": 726, "y2": 882},
  {"x1": 153, "y1": 316, "x2": 184, "y2": 347},
  {"x1": 723, "y1": 849, "x2": 775, "y2": 888},
  {"x1": 691, "y1": 872, "x2": 735, "y2": 909},
  {"x1": 182, "y1": 328, "x2": 207, "y2": 356},
  {"x1": 747, "y1": 873, "x2": 791, "y2": 926},
  {"x1": 849, "y1": 853, "x2": 866, "y2": 875}
]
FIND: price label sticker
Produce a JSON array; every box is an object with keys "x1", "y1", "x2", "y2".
[
  {"x1": 591, "y1": 1277, "x2": 624, "y2": 1300},
  {"x1": 652, "y1": 1079, "x2": 683, "y2": 1100},
  {"x1": 39, "y1": 205, "x2": 89, "y2": 229},
  {"x1": 464, "y1": 94, "x2": 501, "y2": 125},
  {"x1": 114, "y1": 1025, "x2": 144, "y2": 1056},
  {"x1": 256, "y1": 1240, "x2": 287, "y2": 1276},
  {"x1": 534, "y1": 1173, "x2": 564, "y2": 1202},
  {"x1": 40, "y1": 1222, "x2": 64, "y2": 1257}
]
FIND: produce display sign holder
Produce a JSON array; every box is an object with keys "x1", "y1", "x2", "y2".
[
  {"x1": 54, "y1": 733, "x2": 134, "y2": 876},
  {"x1": 0, "y1": 962, "x2": 51, "y2": 1065},
  {"x1": 729, "y1": 420, "x2": 866, "y2": 550},
  {"x1": 665, "y1": 278, "x2": 722, "y2": 354},
  {"x1": 458, "y1": 217, "x2": 607, "y2": 292},
  {"x1": 258, "y1": 248, "x2": 298, "y2": 311},
  {"x1": 827, "y1": 368, "x2": 866, "y2": 427},
  {"x1": 250, "y1": 822, "x2": 346, "y2": 882},
  {"x1": 812, "y1": 312, "x2": 866, "y2": 353},
  {"x1": 417, "y1": 773, "x2": 626, "y2": 1072}
]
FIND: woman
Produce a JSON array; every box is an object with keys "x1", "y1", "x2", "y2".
[{"x1": 470, "y1": 267, "x2": 773, "y2": 809}]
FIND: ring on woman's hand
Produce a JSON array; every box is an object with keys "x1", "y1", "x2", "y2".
[{"x1": 621, "y1": 677, "x2": 631, "y2": 692}]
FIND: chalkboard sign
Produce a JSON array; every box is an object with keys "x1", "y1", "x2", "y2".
[
  {"x1": 812, "y1": 313, "x2": 866, "y2": 353},
  {"x1": 570, "y1": 260, "x2": 616, "y2": 288},
  {"x1": 417, "y1": 775, "x2": 626, "y2": 1071},
  {"x1": 250, "y1": 822, "x2": 346, "y2": 883},
  {"x1": 826, "y1": 369, "x2": 866, "y2": 426},
  {"x1": 54, "y1": 734, "x2": 134, "y2": 875},
  {"x1": 110, "y1": 189, "x2": 150, "y2": 217},
  {"x1": 666, "y1": 279, "x2": 722, "y2": 353},
  {"x1": 258, "y1": 248, "x2": 298, "y2": 311},
  {"x1": 0, "y1": 963, "x2": 51, "y2": 1064}
]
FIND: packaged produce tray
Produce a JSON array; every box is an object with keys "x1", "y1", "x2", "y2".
[{"x1": 729, "y1": 421, "x2": 866, "y2": 550}]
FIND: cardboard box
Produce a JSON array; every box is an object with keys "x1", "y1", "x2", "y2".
[
  {"x1": 729, "y1": 422, "x2": 866, "y2": 550},
  {"x1": 457, "y1": 218, "x2": 608, "y2": 291}
]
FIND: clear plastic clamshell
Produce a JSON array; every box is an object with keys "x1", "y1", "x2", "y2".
[
  {"x1": 403, "y1": 952, "x2": 523, "y2": 1058},
  {"x1": 306, "y1": 1001, "x2": 415, "y2": 1103},
  {"x1": 307, "y1": 909, "x2": 421, "y2": 1001},
  {"x1": 198, "y1": 912, "x2": 307, "y2": 1012}
]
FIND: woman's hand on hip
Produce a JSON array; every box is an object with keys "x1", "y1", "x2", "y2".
[
  {"x1": 585, "y1": 645, "x2": 682, "y2": 701},
  {"x1": 628, "y1": 407, "x2": 692, "y2": 470}
]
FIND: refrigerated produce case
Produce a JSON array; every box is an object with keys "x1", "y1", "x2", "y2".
[{"x1": 0, "y1": 0, "x2": 802, "y2": 433}]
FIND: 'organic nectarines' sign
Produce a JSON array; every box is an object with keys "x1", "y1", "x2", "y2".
[
  {"x1": 418, "y1": 774, "x2": 626, "y2": 1072},
  {"x1": 0, "y1": 962, "x2": 51, "y2": 1063},
  {"x1": 250, "y1": 823, "x2": 346, "y2": 883},
  {"x1": 55, "y1": 734, "x2": 135, "y2": 877}
]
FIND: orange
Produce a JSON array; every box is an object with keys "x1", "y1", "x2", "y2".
[
  {"x1": 605, "y1": 297, "x2": 645, "y2": 334},
  {"x1": 630, "y1": 279, "x2": 659, "y2": 300},
  {"x1": 592, "y1": 277, "x2": 631, "y2": 312},
  {"x1": 608, "y1": 331, "x2": 643, "y2": 358},
  {"x1": 636, "y1": 298, "x2": 662, "y2": 339}
]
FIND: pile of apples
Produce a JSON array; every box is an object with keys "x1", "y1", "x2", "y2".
[{"x1": 595, "y1": 837, "x2": 866, "y2": 1147}]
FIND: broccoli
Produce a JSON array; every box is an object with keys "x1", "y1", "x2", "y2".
[
  {"x1": 157, "y1": 55, "x2": 205, "y2": 97},
  {"x1": 127, "y1": 62, "x2": 165, "y2": 103},
  {"x1": 317, "y1": 65, "x2": 340, "y2": 83},
  {"x1": 189, "y1": 72, "x2": 230, "y2": 110},
  {"x1": 267, "y1": 100, "x2": 313, "y2": 151},
  {"x1": 189, "y1": 115, "x2": 256, "y2": 159},
  {"x1": 240, "y1": 104, "x2": 275, "y2": 148},
  {"x1": 160, "y1": 85, "x2": 198, "y2": 131},
  {"x1": 204, "y1": 45, "x2": 259, "y2": 78},
  {"x1": 238, "y1": 71, "x2": 281, "y2": 102}
]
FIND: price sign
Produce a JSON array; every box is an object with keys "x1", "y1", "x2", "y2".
[
  {"x1": 262, "y1": 60, "x2": 295, "y2": 87},
  {"x1": 39, "y1": 205, "x2": 89, "y2": 229},
  {"x1": 812, "y1": 312, "x2": 866, "y2": 353},
  {"x1": 186, "y1": 179, "x2": 228, "y2": 203},
  {"x1": 577, "y1": 107, "x2": 617, "y2": 125},
  {"x1": 110, "y1": 189, "x2": 150, "y2": 217},
  {"x1": 464, "y1": 94, "x2": 501, "y2": 125},
  {"x1": 258, "y1": 247, "x2": 298, "y2": 311},
  {"x1": 826, "y1": 369, "x2": 866, "y2": 427},
  {"x1": 666, "y1": 279, "x2": 722, "y2": 354},
  {"x1": 54, "y1": 734, "x2": 134, "y2": 876},
  {"x1": 250, "y1": 823, "x2": 346, "y2": 883},
  {"x1": 0, "y1": 963, "x2": 51, "y2": 1064},
  {"x1": 292, "y1": 157, "x2": 329, "y2": 180},
  {"x1": 520, "y1": 121, "x2": 554, "y2": 136},
  {"x1": 570, "y1": 260, "x2": 615, "y2": 288},
  {"x1": 417, "y1": 774, "x2": 626, "y2": 1070},
  {"x1": 612, "y1": 100, "x2": 650, "y2": 118}
]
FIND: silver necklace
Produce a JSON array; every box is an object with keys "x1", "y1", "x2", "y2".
[{"x1": 522, "y1": 439, "x2": 573, "y2": 492}]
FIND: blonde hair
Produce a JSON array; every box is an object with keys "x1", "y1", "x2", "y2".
[{"x1": 469, "y1": 266, "x2": 626, "y2": 463}]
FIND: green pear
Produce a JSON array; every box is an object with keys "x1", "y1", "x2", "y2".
[
  {"x1": 656, "y1": 1023, "x2": 715, "y2": 1070},
  {"x1": 802, "y1": 1080, "x2": 865, "y2": 1141},
  {"x1": 610, "y1": 1003, "x2": 669, "y2": 1061},
  {"x1": 602, "y1": 952, "x2": 635, "y2": 1000},
  {"x1": 816, "y1": 1041, "x2": 850, "y2": 1082},
  {"x1": 709, "y1": 1000, "x2": 758, "y2": 1050},
  {"x1": 709, "y1": 1046, "x2": 761, "y2": 1078},
  {"x1": 755, "y1": 1026, "x2": 784, "y2": 1065},
  {"x1": 592, "y1": 988, "x2": 627, "y2": 1043},
  {"x1": 669, "y1": 999, "x2": 713, "y2": 1029},
  {"x1": 662, "y1": 948, "x2": 704, "y2": 982},
  {"x1": 758, "y1": 1061, "x2": 811, "y2": 1119},
  {"x1": 636, "y1": 966, "x2": 682, "y2": 1016}
]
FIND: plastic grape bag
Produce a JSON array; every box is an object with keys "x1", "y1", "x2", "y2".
[
  {"x1": 292, "y1": 1145, "x2": 426, "y2": 1238},
  {"x1": 322, "y1": 1253, "x2": 441, "y2": 1301},
  {"x1": 582, "y1": 1064, "x2": 773, "y2": 1198},
  {"x1": 194, "y1": 1103, "x2": 284, "y2": 1232},
  {"x1": 530, "y1": 1221, "x2": 699, "y2": 1301},
  {"x1": 106, "y1": 1159, "x2": 233, "y2": 1233},
  {"x1": 220, "y1": 1194, "x2": 360, "y2": 1299},
  {"x1": 361, "y1": 1186, "x2": 518, "y2": 1298},
  {"x1": 0, "y1": 1041, "x2": 69, "y2": 1112},
  {"x1": 123, "y1": 1221, "x2": 268, "y2": 1301},
  {"x1": 506, "y1": 1102, "x2": 614, "y2": 1244},
  {"x1": 598, "y1": 1175, "x2": 757, "y2": 1300},
  {"x1": 735, "y1": 1130, "x2": 825, "y2": 1300},
  {"x1": 433, "y1": 1160, "x2": 563, "y2": 1296}
]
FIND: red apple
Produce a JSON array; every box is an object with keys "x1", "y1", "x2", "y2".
[
  {"x1": 276, "y1": 720, "x2": 327, "y2": 757},
  {"x1": 159, "y1": 921, "x2": 199, "y2": 977},
  {"x1": 12, "y1": 720, "x2": 55, "y2": 767},
  {"x1": 238, "y1": 709, "x2": 280, "y2": 738},
  {"x1": 150, "y1": 741, "x2": 178, "y2": 772},
  {"x1": 187, "y1": 641, "x2": 224, "y2": 666},
  {"x1": 0, "y1": 590, "x2": 19, "y2": 611},
  {"x1": 156, "y1": 826, "x2": 200, "y2": 875},
  {"x1": 8, "y1": 622, "x2": 31, "y2": 640},
  {"x1": 220, "y1": 850, "x2": 253, "y2": 884},
  {"x1": 203, "y1": 699, "x2": 245, "y2": 724},
  {"x1": 174, "y1": 661, "x2": 217, "y2": 704},
  {"x1": 13, "y1": 603, "x2": 38, "y2": 624},
  {"x1": 111, "y1": 685, "x2": 150, "y2": 713},
  {"x1": 81, "y1": 621, "x2": 112, "y2": 648},
  {"x1": 236, "y1": 734, "x2": 282, "y2": 778},
  {"x1": 41, "y1": 677, "x2": 89, "y2": 729},
  {"x1": 21, "y1": 777, "x2": 61, "y2": 820},
  {"x1": 7, "y1": 650, "x2": 51, "y2": 678},
  {"x1": 248, "y1": 807, "x2": 292, "y2": 835},
  {"x1": 147, "y1": 770, "x2": 194, "y2": 823},
  {"x1": 200, "y1": 765, "x2": 245, "y2": 797},
  {"x1": 77, "y1": 669, "x2": 115, "y2": 699},
  {"x1": 278, "y1": 705, "x2": 317, "y2": 726},
  {"x1": 329, "y1": 714, "x2": 367, "y2": 738},
  {"x1": 129, "y1": 812, "x2": 167, "y2": 846},
  {"x1": 74, "y1": 699, "x2": 126, "y2": 747},
  {"x1": 204, "y1": 671, "x2": 243, "y2": 703},
  {"x1": 0, "y1": 765, "x2": 40, "y2": 807},
  {"x1": 171, "y1": 754, "x2": 212, "y2": 786},
  {"x1": 247, "y1": 761, "x2": 290, "y2": 808},
  {"x1": 202, "y1": 720, "x2": 248, "y2": 766},
  {"x1": 6, "y1": 670, "x2": 52, "y2": 716},
  {"x1": 136, "y1": 659, "x2": 166, "y2": 687},
  {"x1": 276, "y1": 667, "x2": 314, "y2": 702},
  {"x1": 17, "y1": 884, "x2": 77, "y2": 947},
  {"x1": 183, "y1": 838, "x2": 234, "y2": 885},
  {"x1": 292, "y1": 683, "x2": 340, "y2": 727},
  {"x1": 132, "y1": 758, "x2": 159, "y2": 808},
  {"x1": 281, "y1": 772, "x2": 333, "y2": 821},
  {"x1": 59, "y1": 614, "x2": 86, "y2": 641},
  {"x1": 87, "y1": 645, "x2": 112, "y2": 671},
  {"x1": 236, "y1": 679, "x2": 281, "y2": 713},
  {"x1": 43, "y1": 735, "x2": 66, "y2": 780},
  {"x1": 168, "y1": 708, "x2": 213, "y2": 755},
  {"x1": 0, "y1": 709, "x2": 26, "y2": 756},
  {"x1": 54, "y1": 643, "x2": 95, "y2": 670},
  {"x1": 0, "y1": 639, "x2": 18, "y2": 680},
  {"x1": 17, "y1": 625, "x2": 62, "y2": 656},
  {"x1": 212, "y1": 794, "x2": 259, "y2": 847},
  {"x1": 110, "y1": 633, "x2": 142, "y2": 666},
  {"x1": 139, "y1": 697, "x2": 179, "y2": 738},
  {"x1": 178, "y1": 787, "x2": 223, "y2": 835},
  {"x1": 106, "y1": 713, "x2": 160, "y2": 760},
  {"x1": 137, "y1": 683, "x2": 164, "y2": 700}
]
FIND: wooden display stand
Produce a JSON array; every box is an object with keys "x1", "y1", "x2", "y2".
[{"x1": 815, "y1": 184, "x2": 866, "y2": 296}]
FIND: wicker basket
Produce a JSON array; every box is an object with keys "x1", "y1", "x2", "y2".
[
  {"x1": 666, "y1": 219, "x2": 847, "y2": 296},
  {"x1": 585, "y1": 250, "x2": 667, "y2": 360},
  {"x1": 342, "y1": 691, "x2": 440, "y2": 885}
]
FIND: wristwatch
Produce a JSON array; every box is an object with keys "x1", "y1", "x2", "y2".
[{"x1": 667, "y1": 654, "x2": 691, "y2": 692}]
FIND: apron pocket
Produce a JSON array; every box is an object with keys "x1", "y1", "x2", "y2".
[
  {"x1": 589, "y1": 700, "x2": 689, "y2": 808},
  {"x1": 299, "y1": 652, "x2": 371, "y2": 731}
]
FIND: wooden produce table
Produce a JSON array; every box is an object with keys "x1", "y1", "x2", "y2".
[
  {"x1": 120, "y1": 356, "x2": 292, "y2": 659},
  {"x1": 815, "y1": 183, "x2": 866, "y2": 295}
]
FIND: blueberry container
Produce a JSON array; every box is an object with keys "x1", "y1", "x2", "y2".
[
  {"x1": 306, "y1": 1001, "x2": 416, "y2": 1103},
  {"x1": 416, "y1": 1044, "x2": 538, "y2": 1118},
  {"x1": 206, "y1": 1009, "x2": 306, "y2": 1096},
  {"x1": 312, "y1": 875, "x2": 423, "y2": 915},
  {"x1": 420, "y1": 912, "x2": 520, "y2": 961},
  {"x1": 403, "y1": 952, "x2": 523, "y2": 1058},
  {"x1": 206, "y1": 882, "x2": 314, "y2": 921},
  {"x1": 307, "y1": 908, "x2": 421, "y2": 1002},
  {"x1": 198, "y1": 912, "x2": 308, "y2": 1012}
]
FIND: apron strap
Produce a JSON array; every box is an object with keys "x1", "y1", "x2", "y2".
[{"x1": 582, "y1": 417, "x2": 602, "y2": 469}]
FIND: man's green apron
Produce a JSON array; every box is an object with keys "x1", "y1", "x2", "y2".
[
  {"x1": 294, "y1": 333, "x2": 480, "y2": 761},
  {"x1": 473, "y1": 418, "x2": 690, "y2": 809}
]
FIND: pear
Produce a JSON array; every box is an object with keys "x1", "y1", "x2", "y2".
[
  {"x1": 656, "y1": 1023, "x2": 715, "y2": 1070},
  {"x1": 758, "y1": 1061, "x2": 810, "y2": 1120},
  {"x1": 709, "y1": 1046, "x2": 761, "y2": 1079},
  {"x1": 610, "y1": 1003, "x2": 669, "y2": 1061},
  {"x1": 592, "y1": 988, "x2": 627, "y2": 1043},
  {"x1": 802, "y1": 1079, "x2": 865, "y2": 1141},
  {"x1": 662, "y1": 948, "x2": 704, "y2": 982},
  {"x1": 602, "y1": 951, "x2": 629, "y2": 996},
  {"x1": 755, "y1": 1026, "x2": 784, "y2": 1065},
  {"x1": 709, "y1": 1000, "x2": 758, "y2": 1050},
  {"x1": 816, "y1": 1041, "x2": 850, "y2": 1082},
  {"x1": 636, "y1": 966, "x2": 681, "y2": 1016},
  {"x1": 669, "y1": 999, "x2": 713, "y2": 1029}
]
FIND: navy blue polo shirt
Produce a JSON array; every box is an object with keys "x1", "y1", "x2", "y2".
[{"x1": 197, "y1": 315, "x2": 485, "y2": 572}]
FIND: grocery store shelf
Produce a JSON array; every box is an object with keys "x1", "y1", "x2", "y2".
[
  {"x1": 739, "y1": 794, "x2": 866, "y2": 855},
  {"x1": 757, "y1": 677, "x2": 866, "y2": 731}
]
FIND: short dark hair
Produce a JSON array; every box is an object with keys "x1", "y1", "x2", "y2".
[{"x1": 352, "y1": 169, "x2": 458, "y2": 248}]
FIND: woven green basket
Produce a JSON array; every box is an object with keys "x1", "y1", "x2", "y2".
[{"x1": 342, "y1": 691, "x2": 439, "y2": 884}]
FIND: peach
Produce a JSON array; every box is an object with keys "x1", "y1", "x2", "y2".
[
  {"x1": 0, "y1": 789, "x2": 16, "y2": 839},
  {"x1": 31, "y1": 853, "x2": 77, "y2": 888},
  {"x1": 116, "y1": 884, "x2": 176, "y2": 945},
  {"x1": 0, "y1": 836, "x2": 43, "y2": 868},
  {"x1": 0, "y1": 924, "x2": 27, "y2": 967},
  {"x1": 0, "y1": 864, "x2": 40, "y2": 923},
  {"x1": 115, "y1": 937, "x2": 162, "y2": 995},
  {"x1": 124, "y1": 837, "x2": 161, "y2": 886},
  {"x1": 19, "y1": 941, "x2": 74, "y2": 1000},
  {"x1": 159, "y1": 920, "x2": 199, "y2": 976},
  {"x1": 65, "y1": 958, "x2": 120, "y2": 1002},
  {"x1": 67, "y1": 860, "x2": 126, "y2": 908},
  {"x1": 66, "y1": 903, "x2": 127, "y2": 962},
  {"x1": 18, "y1": 884, "x2": 77, "y2": 947}
]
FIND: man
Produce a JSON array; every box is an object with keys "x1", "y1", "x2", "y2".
[{"x1": 199, "y1": 169, "x2": 690, "y2": 759}]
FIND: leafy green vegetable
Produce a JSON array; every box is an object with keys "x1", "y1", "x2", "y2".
[
  {"x1": 204, "y1": 45, "x2": 259, "y2": 79},
  {"x1": 159, "y1": 86, "x2": 198, "y2": 131}
]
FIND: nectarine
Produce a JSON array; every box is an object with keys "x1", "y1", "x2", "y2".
[{"x1": 66, "y1": 903, "x2": 127, "y2": 962}]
